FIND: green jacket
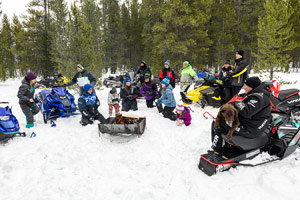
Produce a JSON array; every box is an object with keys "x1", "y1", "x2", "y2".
[{"x1": 180, "y1": 66, "x2": 198, "y2": 87}]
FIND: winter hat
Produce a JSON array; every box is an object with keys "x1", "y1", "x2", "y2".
[
  {"x1": 77, "y1": 64, "x2": 85, "y2": 70},
  {"x1": 26, "y1": 72, "x2": 37, "y2": 81},
  {"x1": 183, "y1": 61, "x2": 191, "y2": 67},
  {"x1": 83, "y1": 83, "x2": 93, "y2": 92},
  {"x1": 144, "y1": 72, "x2": 151, "y2": 79},
  {"x1": 244, "y1": 76, "x2": 261, "y2": 89},
  {"x1": 110, "y1": 87, "x2": 117, "y2": 94},
  {"x1": 164, "y1": 60, "x2": 170, "y2": 66},
  {"x1": 236, "y1": 50, "x2": 244, "y2": 57},
  {"x1": 176, "y1": 104, "x2": 185, "y2": 112},
  {"x1": 225, "y1": 60, "x2": 231, "y2": 65},
  {"x1": 141, "y1": 60, "x2": 146, "y2": 65},
  {"x1": 124, "y1": 77, "x2": 131, "y2": 83},
  {"x1": 161, "y1": 76, "x2": 171, "y2": 86}
]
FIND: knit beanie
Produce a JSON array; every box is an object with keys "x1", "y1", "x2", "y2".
[
  {"x1": 225, "y1": 60, "x2": 231, "y2": 65},
  {"x1": 244, "y1": 76, "x2": 261, "y2": 89},
  {"x1": 164, "y1": 60, "x2": 170, "y2": 66},
  {"x1": 183, "y1": 61, "x2": 190, "y2": 67},
  {"x1": 176, "y1": 104, "x2": 185, "y2": 112},
  {"x1": 26, "y1": 72, "x2": 37, "y2": 81},
  {"x1": 161, "y1": 76, "x2": 171, "y2": 86},
  {"x1": 77, "y1": 64, "x2": 85, "y2": 70},
  {"x1": 110, "y1": 87, "x2": 117, "y2": 94},
  {"x1": 236, "y1": 50, "x2": 244, "y2": 57},
  {"x1": 83, "y1": 83, "x2": 93, "y2": 92},
  {"x1": 124, "y1": 77, "x2": 131, "y2": 83},
  {"x1": 144, "y1": 72, "x2": 151, "y2": 79}
]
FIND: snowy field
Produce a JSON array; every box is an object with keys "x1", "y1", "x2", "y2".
[{"x1": 0, "y1": 72, "x2": 300, "y2": 200}]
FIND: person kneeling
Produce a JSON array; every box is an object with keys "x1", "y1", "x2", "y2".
[
  {"x1": 78, "y1": 84, "x2": 105, "y2": 126},
  {"x1": 175, "y1": 104, "x2": 192, "y2": 126},
  {"x1": 140, "y1": 73, "x2": 158, "y2": 108},
  {"x1": 120, "y1": 77, "x2": 139, "y2": 112},
  {"x1": 211, "y1": 76, "x2": 272, "y2": 151},
  {"x1": 157, "y1": 76, "x2": 177, "y2": 121}
]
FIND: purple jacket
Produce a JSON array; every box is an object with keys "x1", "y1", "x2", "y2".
[
  {"x1": 176, "y1": 106, "x2": 192, "y2": 126},
  {"x1": 140, "y1": 81, "x2": 158, "y2": 101}
]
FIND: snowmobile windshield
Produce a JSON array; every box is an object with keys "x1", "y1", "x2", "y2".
[
  {"x1": 52, "y1": 87, "x2": 67, "y2": 97},
  {"x1": 0, "y1": 106, "x2": 12, "y2": 117}
]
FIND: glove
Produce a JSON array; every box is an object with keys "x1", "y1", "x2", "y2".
[
  {"x1": 128, "y1": 95, "x2": 134, "y2": 100},
  {"x1": 112, "y1": 98, "x2": 119, "y2": 103},
  {"x1": 157, "y1": 100, "x2": 162, "y2": 105},
  {"x1": 144, "y1": 91, "x2": 152, "y2": 96}
]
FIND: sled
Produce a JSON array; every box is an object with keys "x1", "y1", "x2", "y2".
[
  {"x1": 98, "y1": 114, "x2": 146, "y2": 136},
  {"x1": 199, "y1": 109, "x2": 300, "y2": 176}
]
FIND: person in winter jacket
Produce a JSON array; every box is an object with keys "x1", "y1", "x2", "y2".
[
  {"x1": 17, "y1": 72, "x2": 40, "y2": 128},
  {"x1": 211, "y1": 76, "x2": 272, "y2": 151},
  {"x1": 78, "y1": 84, "x2": 105, "y2": 126},
  {"x1": 180, "y1": 61, "x2": 199, "y2": 104},
  {"x1": 159, "y1": 60, "x2": 176, "y2": 89},
  {"x1": 175, "y1": 104, "x2": 192, "y2": 126},
  {"x1": 120, "y1": 77, "x2": 139, "y2": 112},
  {"x1": 107, "y1": 87, "x2": 120, "y2": 117},
  {"x1": 136, "y1": 60, "x2": 152, "y2": 85},
  {"x1": 65, "y1": 64, "x2": 97, "y2": 96},
  {"x1": 140, "y1": 73, "x2": 159, "y2": 108},
  {"x1": 219, "y1": 60, "x2": 233, "y2": 103},
  {"x1": 230, "y1": 50, "x2": 249, "y2": 96},
  {"x1": 157, "y1": 76, "x2": 177, "y2": 121}
]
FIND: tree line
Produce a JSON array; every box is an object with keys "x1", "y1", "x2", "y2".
[{"x1": 0, "y1": 0, "x2": 299, "y2": 81}]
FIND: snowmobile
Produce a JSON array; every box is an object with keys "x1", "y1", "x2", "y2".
[
  {"x1": 0, "y1": 102, "x2": 26, "y2": 141},
  {"x1": 103, "y1": 74, "x2": 126, "y2": 88},
  {"x1": 185, "y1": 71, "x2": 223, "y2": 108},
  {"x1": 198, "y1": 99, "x2": 300, "y2": 176},
  {"x1": 35, "y1": 86, "x2": 77, "y2": 124},
  {"x1": 37, "y1": 72, "x2": 70, "y2": 88}
]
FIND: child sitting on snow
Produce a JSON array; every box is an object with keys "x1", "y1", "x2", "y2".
[
  {"x1": 107, "y1": 87, "x2": 120, "y2": 117},
  {"x1": 175, "y1": 104, "x2": 192, "y2": 126},
  {"x1": 140, "y1": 73, "x2": 158, "y2": 108},
  {"x1": 120, "y1": 77, "x2": 139, "y2": 111}
]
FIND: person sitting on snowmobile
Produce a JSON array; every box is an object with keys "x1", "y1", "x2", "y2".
[
  {"x1": 156, "y1": 76, "x2": 177, "y2": 121},
  {"x1": 65, "y1": 64, "x2": 96, "y2": 96},
  {"x1": 140, "y1": 73, "x2": 159, "y2": 108},
  {"x1": 180, "y1": 61, "x2": 199, "y2": 104},
  {"x1": 211, "y1": 76, "x2": 272, "y2": 151},
  {"x1": 120, "y1": 77, "x2": 139, "y2": 111},
  {"x1": 17, "y1": 72, "x2": 40, "y2": 128},
  {"x1": 136, "y1": 60, "x2": 152, "y2": 85},
  {"x1": 78, "y1": 84, "x2": 105, "y2": 126},
  {"x1": 219, "y1": 60, "x2": 233, "y2": 103}
]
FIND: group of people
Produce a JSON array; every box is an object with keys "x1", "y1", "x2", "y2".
[{"x1": 17, "y1": 49, "x2": 272, "y2": 152}]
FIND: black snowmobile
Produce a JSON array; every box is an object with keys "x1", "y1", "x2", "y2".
[{"x1": 198, "y1": 99, "x2": 300, "y2": 176}]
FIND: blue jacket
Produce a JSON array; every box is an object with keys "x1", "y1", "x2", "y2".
[
  {"x1": 159, "y1": 84, "x2": 176, "y2": 107},
  {"x1": 78, "y1": 91, "x2": 100, "y2": 117}
]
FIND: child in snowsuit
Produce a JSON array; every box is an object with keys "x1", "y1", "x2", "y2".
[
  {"x1": 120, "y1": 77, "x2": 139, "y2": 112},
  {"x1": 175, "y1": 104, "x2": 192, "y2": 126},
  {"x1": 107, "y1": 87, "x2": 120, "y2": 116},
  {"x1": 157, "y1": 76, "x2": 177, "y2": 121},
  {"x1": 17, "y1": 72, "x2": 40, "y2": 128},
  {"x1": 140, "y1": 73, "x2": 158, "y2": 108},
  {"x1": 78, "y1": 84, "x2": 105, "y2": 126}
]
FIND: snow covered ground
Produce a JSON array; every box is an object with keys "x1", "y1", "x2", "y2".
[{"x1": 0, "y1": 72, "x2": 300, "y2": 200}]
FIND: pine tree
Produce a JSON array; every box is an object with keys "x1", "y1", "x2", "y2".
[
  {"x1": 254, "y1": 0, "x2": 297, "y2": 80},
  {"x1": 119, "y1": 2, "x2": 131, "y2": 69},
  {"x1": 0, "y1": 14, "x2": 15, "y2": 78},
  {"x1": 22, "y1": 0, "x2": 54, "y2": 77}
]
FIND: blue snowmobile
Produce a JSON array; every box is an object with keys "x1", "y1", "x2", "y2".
[
  {"x1": 0, "y1": 102, "x2": 26, "y2": 141},
  {"x1": 198, "y1": 97, "x2": 300, "y2": 176},
  {"x1": 35, "y1": 86, "x2": 77, "y2": 124}
]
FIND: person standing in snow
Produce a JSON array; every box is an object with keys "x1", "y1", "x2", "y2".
[
  {"x1": 17, "y1": 72, "x2": 40, "y2": 128},
  {"x1": 136, "y1": 60, "x2": 152, "y2": 85},
  {"x1": 140, "y1": 73, "x2": 159, "y2": 108},
  {"x1": 156, "y1": 76, "x2": 177, "y2": 121},
  {"x1": 219, "y1": 60, "x2": 233, "y2": 103},
  {"x1": 78, "y1": 84, "x2": 105, "y2": 126},
  {"x1": 65, "y1": 64, "x2": 97, "y2": 96},
  {"x1": 107, "y1": 87, "x2": 120, "y2": 117},
  {"x1": 159, "y1": 60, "x2": 176, "y2": 89},
  {"x1": 180, "y1": 61, "x2": 199, "y2": 104},
  {"x1": 175, "y1": 104, "x2": 192, "y2": 126},
  {"x1": 120, "y1": 77, "x2": 139, "y2": 111}
]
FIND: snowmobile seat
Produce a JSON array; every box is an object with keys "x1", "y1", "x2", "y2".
[
  {"x1": 278, "y1": 89, "x2": 299, "y2": 101},
  {"x1": 223, "y1": 132, "x2": 269, "y2": 151}
]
